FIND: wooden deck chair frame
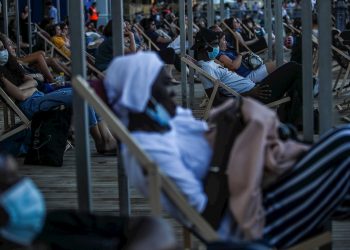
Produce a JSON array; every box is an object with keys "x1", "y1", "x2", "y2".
[
  {"x1": 72, "y1": 75, "x2": 331, "y2": 250},
  {"x1": 133, "y1": 24, "x2": 161, "y2": 51},
  {"x1": 72, "y1": 75, "x2": 218, "y2": 242},
  {"x1": 163, "y1": 18, "x2": 200, "y2": 33},
  {"x1": 0, "y1": 87, "x2": 31, "y2": 141},
  {"x1": 181, "y1": 55, "x2": 290, "y2": 120},
  {"x1": 221, "y1": 21, "x2": 267, "y2": 56}
]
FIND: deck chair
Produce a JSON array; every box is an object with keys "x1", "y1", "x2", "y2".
[
  {"x1": 181, "y1": 54, "x2": 290, "y2": 120},
  {"x1": 221, "y1": 21, "x2": 267, "y2": 56},
  {"x1": 0, "y1": 87, "x2": 31, "y2": 141},
  {"x1": 72, "y1": 75, "x2": 332, "y2": 250},
  {"x1": 133, "y1": 24, "x2": 161, "y2": 51}
]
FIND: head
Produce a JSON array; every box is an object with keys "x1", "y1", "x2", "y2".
[
  {"x1": 103, "y1": 20, "x2": 112, "y2": 37},
  {"x1": 92, "y1": 2, "x2": 97, "y2": 7},
  {"x1": 46, "y1": 0, "x2": 52, "y2": 7},
  {"x1": 192, "y1": 28, "x2": 220, "y2": 61},
  {"x1": 140, "y1": 18, "x2": 156, "y2": 32},
  {"x1": 0, "y1": 154, "x2": 46, "y2": 246},
  {"x1": 0, "y1": 40, "x2": 9, "y2": 66},
  {"x1": 104, "y1": 52, "x2": 176, "y2": 132},
  {"x1": 232, "y1": 18, "x2": 241, "y2": 30},
  {"x1": 60, "y1": 23, "x2": 69, "y2": 35},
  {"x1": 23, "y1": 5, "x2": 29, "y2": 13},
  {"x1": 48, "y1": 24, "x2": 61, "y2": 37}
]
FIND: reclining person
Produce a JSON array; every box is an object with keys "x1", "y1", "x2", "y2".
[
  {"x1": 0, "y1": 33, "x2": 71, "y2": 83},
  {"x1": 210, "y1": 25, "x2": 276, "y2": 83},
  {"x1": 104, "y1": 51, "x2": 350, "y2": 249},
  {"x1": 0, "y1": 40, "x2": 116, "y2": 154},
  {"x1": 0, "y1": 154, "x2": 177, "y2": 250},
  {"x1": 193, "y1": 28, "x2": 303, "y2": 126}
]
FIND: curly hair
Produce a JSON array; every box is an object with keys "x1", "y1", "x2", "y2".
[{"x1": 0, "y1": 34, "x2": 26, "y2": 86}]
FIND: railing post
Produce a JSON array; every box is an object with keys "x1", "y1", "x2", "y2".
[
  {"x1": 318, "y1": 0, "x2": 333, "y2": 133},
  {"x1": 111, "y1": 0, "x2": 130, "y2": 217},
  {"x1": 275, "y1": 0, "x2": 284, "y2": 66},
  {"x1": 69, "y1": 0, "x2": 92, "y2": 212},
  {"x1": 3, "y1": 0, "x2": 8, "y2": 36},
  {"x1": 188, "y1": 0, "x2": 194, "y2": 109},
  {"x1": 179, "y1": 0, "x2": 187, "y2": 108},
  {"x1": 301, "y1": 0, "x2": 314, "y2": 142}
]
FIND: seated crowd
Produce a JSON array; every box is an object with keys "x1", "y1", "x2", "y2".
[{"x1": 0, "y1": 8, "x2": 347, "y2": 250}]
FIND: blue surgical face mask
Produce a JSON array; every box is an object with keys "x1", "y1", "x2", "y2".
[
  {"x1": 0, "y1": 178, "x2": 46, "y2": 246},
  {"x1": 207, "y1": 46, "x2": 220, "y2": 60},
  {"x1": 0, "y1": 49, "x2": 9, "y2": 66},
  {"x1": 145, "y1": 97, "x2": 172, "y2": 127}
]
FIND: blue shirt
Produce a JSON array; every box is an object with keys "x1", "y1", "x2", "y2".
[
  {"x1": 49, "y1": 6, "x2": 58, "y2": 24},
  {"x1": 218, "y1": 50, "x2": 251, "y2": 77},
  {"x1": 198, "y1": 60, "x2": 255, "y2": 94}
]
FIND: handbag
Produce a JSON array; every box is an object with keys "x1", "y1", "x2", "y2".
[{"x1": 242, "y1": 52, "x2": 264, "y2": 70}]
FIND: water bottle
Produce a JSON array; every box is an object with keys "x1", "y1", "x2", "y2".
[{"x1": 58, "y1": 72, "x2": 65, "y2": 86}]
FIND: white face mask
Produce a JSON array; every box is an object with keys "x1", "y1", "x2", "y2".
[
  {"x1": 0, "y1": 49, "x2": 9, "y2": 66},
  {"x1": 0, "y1": 178, "x2": 46, "y2": 246}
]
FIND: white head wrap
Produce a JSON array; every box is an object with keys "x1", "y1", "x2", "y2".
[{"x1": 104, "y1": 52, "x2": 164, "y2": 125}]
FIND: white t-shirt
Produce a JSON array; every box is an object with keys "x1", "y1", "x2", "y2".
[
  {"x1": 198, "y1": 60, "x2": 255, "y2": 94},
  {"x1": 122, "y1": 107, "x2": 212, "y2": 215}
]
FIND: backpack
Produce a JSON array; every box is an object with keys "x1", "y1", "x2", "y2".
[{"x1": 24, "y1": 108, "x2": 72, "y2": 167}]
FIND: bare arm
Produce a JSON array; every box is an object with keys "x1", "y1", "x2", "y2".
[
  {"x1": 219, "y1": 54, "x2": 242, "y2": 71},
  {"x1": 1, "y1": 76, "x2": 30, "y2": 101},
  {"x1": 124, "y1": 31, "x2": 137, "y2": 54},
  {"x1": 156, "y1": 36, "x2": 172, "y2": 44}
]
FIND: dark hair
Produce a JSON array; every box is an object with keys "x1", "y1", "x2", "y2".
[
  {"x1": 0, "y1": 35, "x2": 25, "y2": 86},
  {"x1": 140, "y1": 18, "x2": 154, "y2": 31},
  {"x1": 103, "y1": 20, "x2": 112, "y2": 37},
  {"x1": 47, "y1": 24, "x2": 60, "y2": 37},
  {"x1": 224, "y1": 18, "x2": 234, "y2": 29},
  {"x1": 46, "y1": 1, "x2": 52, "y2": 6}
]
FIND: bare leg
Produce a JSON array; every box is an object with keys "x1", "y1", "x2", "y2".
[
  {"x1": 89, "y1": 125, "x2": 104, "y2": 153},
  {"x1": 20, "y1": 51, "x2": 55, "y2": 82},
  {"x1": 46, "y1": 57, "x2": 71, "y2": 77},
  {"x1": 97, "y1": 121, "x2": 117, "y2": 152},
  {"x1": 265, "y1": 61, "x2": 277, "y2": 74}
]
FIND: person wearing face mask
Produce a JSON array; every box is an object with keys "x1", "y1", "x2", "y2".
[
  {"x1": 0, "y1": 39, "x2": 116, "y2": 154},
  {"x1": 104, "y1": 52, "x2": 350, "y2": 249},
  {"x1": 193, "y1": 28, "x2": 304, "y2": 127},
  {"x1": 0, "y1": 154, "x2": 46, "y2": 247}
]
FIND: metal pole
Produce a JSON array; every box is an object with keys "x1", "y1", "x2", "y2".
[
  {"x1": 66, "y1": 0, "x2": 69, "y2": 18},
  {"x1": 180, "y1": 0, "x2": 187, "y2": 108},
  {"x1": 69, "y1": 0, "x2": 91, "y2": 212},
  {"x1": 3, "y1": 0, "x2": 8, "y2": 36},
  {"x1": 265, "y1": 0, "x2": 273, "y2": 60},
  {"x1": 301, "y1": 0, "x2": 314, "y2": 142},
  {"x1": 275, "y1": 0, "x2": 283, "y2": 66},
  {"x1": 220, "y1": 0, "x2": 224, "y2": 22},
  {"x1": 111, "y1": 0, "x2": 130, "y2": 217},
  {"x1": 188, "y1": 0, "x2": 194, "y2": 108},
  {"x1": 207, "y1": 0, "x2": 213, "y2": 27},
  {"x1": 27, "y1": 0, "x2": 32, "y2": 53},
  {"x1": 56, "y1": 0, "x2": 61, "y2": 23},
  {"x1": 318, "y1": 0, "x2": 333, "y2": 133},
  {"x1": 15, "y1": 0, "x2": 20, "y2": 57}
]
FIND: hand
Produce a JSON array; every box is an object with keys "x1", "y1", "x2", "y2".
[
  {"x1": 248, "y1": 84, "x2": 272, "y2": 100},
  {"x1": 124, "y1": 31, "x2": 134, "y2": 37}
]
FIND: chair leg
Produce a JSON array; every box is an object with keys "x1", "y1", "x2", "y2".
[{"x1": 183, "y1": 227, "x2": 192, "y2": 250}]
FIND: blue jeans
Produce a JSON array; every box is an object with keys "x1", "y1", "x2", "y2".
[{"x1": 18, "y1": 88, "x2": 100, "y2": 127}]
